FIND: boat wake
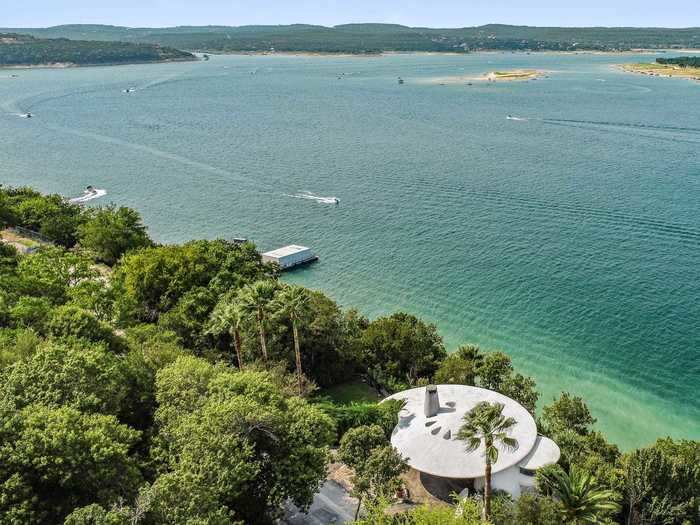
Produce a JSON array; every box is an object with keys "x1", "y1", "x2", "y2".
[
  {"x1": 69, "y1": 188, "x2": 107, "y2": 204},
  {"x1": 286, "y1": 191, "x2": 339, "y2": 205}
]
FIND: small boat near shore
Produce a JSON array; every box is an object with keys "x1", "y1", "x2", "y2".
[{"x1": 69, "y1": 186, "x2": 107, "y2": 204}]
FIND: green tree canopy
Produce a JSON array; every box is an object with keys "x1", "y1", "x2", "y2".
[
  {"x1": 151, "y1": 356, "x2": 334, "y2": 523},
  {"x1": 78, "y1": 205, "x2": 152, "y2": 265},
  {"x1": 361, "y1": 312, "x2": 446, "y2": 390},
  {"x1": 0, "y1": 405, "x2": 141, "y2": 524},
  {"x1": 1, "y1": 340, "x2": 129, "y2": 416}
]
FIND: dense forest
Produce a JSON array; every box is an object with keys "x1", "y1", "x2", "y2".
[
  {"x1": 1, "y1": 23, "x2": 699, "y2": 54},
  {"x1": 0, "y1": 186, "x2": 698, "y2": 524},
  {"x1": 657, "y1": 56, "x2": 700, "y2": 67},
  {"x1": 0, "y1": 33, "x2": 194, "y2": 66}
]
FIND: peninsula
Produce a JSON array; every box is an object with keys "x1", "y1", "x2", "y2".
[
  {"x1": 622, "y1": 56, "x2": 700, "y2": 82},
  {"x1": 0, "y1": 33, "x2": 195, "y2": 67}
]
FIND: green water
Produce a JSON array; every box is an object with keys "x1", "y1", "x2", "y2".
[{"x1": 1, "y1": 52, "x2": 698, "y2": 449}]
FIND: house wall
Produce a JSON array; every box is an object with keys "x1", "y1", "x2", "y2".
[{"x1": 473, "y1": 466, "x2": 523, "y2": 498}]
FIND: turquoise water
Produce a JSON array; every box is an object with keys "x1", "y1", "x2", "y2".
[{"x1": 1, "y1": 52, "x2": 698, "y2": 449}]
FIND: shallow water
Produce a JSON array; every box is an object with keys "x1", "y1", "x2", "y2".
[{"x1": 1, "y1": 52, "x2": 698, "y2": 449}]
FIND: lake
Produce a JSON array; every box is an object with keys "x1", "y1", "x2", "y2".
[{"x1": 1, "y1": 51, "x2": 698, "y2": 449}]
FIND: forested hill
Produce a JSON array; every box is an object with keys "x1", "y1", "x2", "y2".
[
  {"x1": 0, "y1": 33, "x2": 195, "y2": 67},
  {"x1": 1, "y1": 23, "x2": 699, "y2": 53}
]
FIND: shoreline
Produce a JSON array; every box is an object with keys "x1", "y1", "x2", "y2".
[
  {"x1": 619, "y1": 62, "x2": 700, "y2": 83},
  {"x1": 0, "y1": 56, "x2": 198, "y2": 70},
  {"x1": 191, "y1": 48, "x2": 700, "y2": 58},
  {"x1": 417, "y1": 69, "x2": 546, "y2": 85}
]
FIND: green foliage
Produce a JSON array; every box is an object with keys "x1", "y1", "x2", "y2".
[
  {"x1": 490, "y1": 493, "x2": 563, "y2": 525},
  {"x1": 621, "y1": 439, "x2": 700, "y2": 525},
  {"x1": 78, "y1": 205, "x2": 152, "y2": 265},
  {"x1": 1, "y1": 340, "x2": 129, "y2": 416},
  {"x1": 64, "y1": 504, "x2": 130, "y2": 525},
  {"x1": 339, "y1": 424, "x2": 408, "y2": 519},
  {"x1": 8, "y1": 295, "x2": 53, "y2": 333},
  {"x1": 433, "y1": 346, "x2": 539, "y2": 414},
  {"x1": 362, "y1": 312, "x2": 446, "y2": 390},
  {"x1": 48, "y1": 304, "x2": 124, "y2": 352},
  {"x1": 541, "y1": 392, "x2": 596, "y2": 436},
  {"x1": 539, "y1": 393, "x2": 620, "y2": 490},
  {"x1": 151, "y1": 356, "x2": 334, "y2": 523},
  {"x1": 0, "y1": 327, "x2": 41, "y2": 368},
  {"x1": 8, "y1": 190, "x2": 83, "y2": 247},
  {"x1": 318, "y1": 398, "x2": 403, "y2": 442},
  {"x1": 11, "y1": 24, "x2": 699, "y2": 53},
  {"x1": 657, "y1": 56, "x2": 700, "y2": 67},
  {"x1": 457, "y1": 401, "x2": 519, "y2": 520},
  {"x1": 0, "y1": 33, "x2": 195, "y2": 66},
  {"x1": 15, "y1": 246, "x2": 97, "y2": 304},
  {"x1": 158, "y1": 285, "x2": 218, "y2": 351},
  {"x1": 113, "y1": 239, "x2": 267, "y2": 323},
  {"x1": 434, "y1": 344, "x2": 483, "y2": 385},
  {"x1": 539, "y1": 465, "x2": 620, "y2": 524},
  {"x1": 338, "y1": 424, "x2": 388, "y2": 469},
  {"x1": 0, "y1": 405, "x2": 141, "y2": 524}
]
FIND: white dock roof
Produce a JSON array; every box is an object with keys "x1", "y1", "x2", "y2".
[{"x1": 262, "y1": 245, "x2": 310, "y2": 258}]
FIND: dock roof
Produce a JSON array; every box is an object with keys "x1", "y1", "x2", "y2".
[{"x1": 261, "y1": 245, "x2": 310, "y2": 258}]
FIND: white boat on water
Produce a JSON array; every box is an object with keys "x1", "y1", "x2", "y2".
[
  {"x1": 122, "y1": 88, "x2": 136, "y2": 94},
  {"x1": 69, "y1": 186, "x2": 107, "y2": 204}
]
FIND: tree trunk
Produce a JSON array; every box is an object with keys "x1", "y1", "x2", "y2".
[
  {"x1": 484, "y1": 459, "x2": 492, "y2": 521},
  {"x1": 292, "y1": 319, "x2": 303, "y2": 395},
  {"x1": 232, "y1": 328, "x2": 244, "y2": 370},
  {"x1": 257, "y1": 310, "x2": 268, "y2": 367}
]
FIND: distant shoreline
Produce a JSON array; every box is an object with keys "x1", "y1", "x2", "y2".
[
  {"x1": 0, "y1": 56, "x2": 198, "y2": 70},
  {"x1": 188, "y1": 48, "x2": 700, "y2": 58}
]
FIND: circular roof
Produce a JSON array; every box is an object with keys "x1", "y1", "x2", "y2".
[
  {"x1": 384, "y1": 385, "x2": 538, "y2": 479},
  {"x1": 519, "y1": 436, "x2": 560, "y2": 470}
]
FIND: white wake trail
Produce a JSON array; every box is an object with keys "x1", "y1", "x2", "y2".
[{"x1": 285, "y1": 191, "x2": 339, "y2": 204}]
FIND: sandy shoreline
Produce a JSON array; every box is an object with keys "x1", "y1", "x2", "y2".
[
  {"x1": 417, "y1": 69, "x2": 545, "y2": 85},
  {"x1": 620, "y1": 63, "x2": 700, "y2": 83}
]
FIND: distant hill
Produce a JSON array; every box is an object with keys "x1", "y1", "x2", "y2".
[
  {"x1": 0, "y1": 33, "x2": 195, "y2": 67},
  {"x1": 1, "y1": 23, "x2": 698, "y2": 54}
]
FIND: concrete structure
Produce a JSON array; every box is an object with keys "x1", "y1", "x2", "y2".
[
  {"x1": 261, "y1": 245, "x2": 318, "y2": 270},
  {"x1": 384, "y1": 385, "x2": 560, "y2": 499}
]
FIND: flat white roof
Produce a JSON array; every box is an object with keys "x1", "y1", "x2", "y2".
[
  {"x1": 262, "y1": 245, "x2": 310, "y2": 258},
  {"x1": 518, "y1": 435, "x2": 560, "y2": 470},
  {"x1": 384, "y1": 385, "x2": 538, "y2": 479}
]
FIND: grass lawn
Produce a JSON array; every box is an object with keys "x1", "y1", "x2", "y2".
[{"x1": 322, "y1": 379, "x2": 380, "y2": 404}]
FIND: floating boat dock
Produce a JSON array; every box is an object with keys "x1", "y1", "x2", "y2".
[{"x1": 261, "y1": 245, "x2": 318, "y2": 270}]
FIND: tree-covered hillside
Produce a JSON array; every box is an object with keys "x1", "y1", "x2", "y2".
[
  {"x1": 1, "y1": 23, "x2": 699, "y2": 53},
  {"x1": 0, "y1": 33, "x2": 195, "y2": 66},
  {"x1": 1, "y1": 186, "x2": 698, "y2": 524}
]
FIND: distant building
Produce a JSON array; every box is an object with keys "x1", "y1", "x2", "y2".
[
  {"x1": 384, "y1": 384, "x2": 560, "y2": 499},
  {"x1": 261, "y1": 245, "x2": 317, "y2": 270}
]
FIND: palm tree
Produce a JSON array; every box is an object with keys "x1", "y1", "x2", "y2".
[
  {"x1": 540, "y1": 465, "x2": 620, "y2": 524},
  {"x1": 456, "y1": 401, "x2": 518, "y2": 520},
  {"x1": 240, "y1": 280, "x2": 277, "y2": 367},
  {"x1": 208, "y1": 296, "x2": 246, "y2": 369},
  {"x1": 273, "y1": 285, "x2": 310, "y2": 395}
]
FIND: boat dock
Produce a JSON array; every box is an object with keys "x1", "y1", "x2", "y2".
[{"x1": 261, "y1": 245, "x2": 318, "y2": 271}]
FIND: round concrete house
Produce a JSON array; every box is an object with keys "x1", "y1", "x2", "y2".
[{"x1": 384, "y1": 384, "x2": 560, "y2": 499}]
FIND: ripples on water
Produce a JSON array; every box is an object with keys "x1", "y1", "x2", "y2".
[{"x1": 1, "y1": 53, "x2": 698, "y2": 448}]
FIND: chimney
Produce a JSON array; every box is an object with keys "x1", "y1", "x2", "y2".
[{"x1": 424, "y1": 385, "x2": 440, "y2": 417}]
